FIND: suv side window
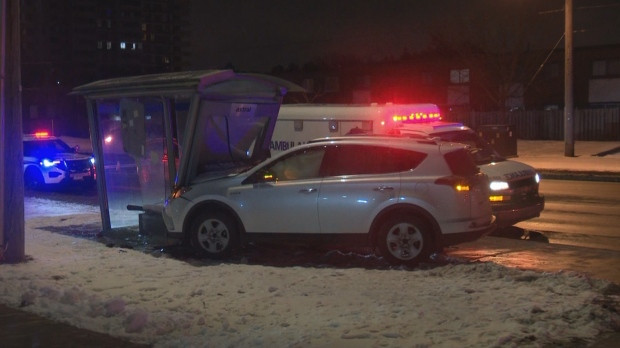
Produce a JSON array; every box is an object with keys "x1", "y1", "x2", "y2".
[
  {"x1": 321, "y1": 145, "x2": 427, "y2": 176},
  {"x1": 263, "y1": 146, "x2": 326, "y2": 181}
]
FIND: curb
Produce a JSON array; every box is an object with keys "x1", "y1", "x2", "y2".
[{"x1": 539, "y1": 170, "x2": 620, "y2": 182}]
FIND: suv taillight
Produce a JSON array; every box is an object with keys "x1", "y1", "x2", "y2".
[{"x1": 435, "y1": 175, "x2": 471, "y2": 192}]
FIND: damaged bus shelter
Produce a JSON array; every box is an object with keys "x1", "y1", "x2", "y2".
[{"x1": 72, "y1": 70, "x2": 302, "y2": 233}]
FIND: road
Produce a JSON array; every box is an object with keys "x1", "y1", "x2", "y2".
[
  {"x1": 24, "y1": 178, "x2": 620, "y2": 252},
  {"x1": 516, "y1": 179, "x2": 620, "y2": 251}
]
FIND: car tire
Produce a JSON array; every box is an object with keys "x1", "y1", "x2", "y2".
[
  {"x1": 24, "y1": 167, "x2": 45, "y2": 189},
  {"x1": 189, "y1": 211, "x2": 238, "y2": 259},
  {"x1": 377, "y1": 215, "x2": 432, "y2": 266}
]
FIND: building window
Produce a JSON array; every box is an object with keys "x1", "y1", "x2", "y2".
[
  {"x1": 120, "y1": 42, "x2": 126, "y2": 50},
  {"x1": 609, "y1": 59, "x2": 620, "y2": 75},
  {"x1": 97, "y1": 41, "x2": 103, "y2": 49},
  {"x1": 106, "y1": 41, "x2": 112, "y2": 50},
  {"x1": 450, "y1": 69, "x2": 470, "y2": 84},
  {"x1": 593, "y1": 60, "x2": 606, "y2": 76},
  {"x1": 593, "y1": 59, "x2": 620, "y2": 76}
]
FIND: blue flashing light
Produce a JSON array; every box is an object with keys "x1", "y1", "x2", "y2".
[{"x1": 42, "y1": 159, "x2": 60, "y2": 167}]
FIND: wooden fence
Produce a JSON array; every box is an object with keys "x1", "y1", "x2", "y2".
[{"x1": 444, "y1": 108, "x2": 620, "y2": 141}]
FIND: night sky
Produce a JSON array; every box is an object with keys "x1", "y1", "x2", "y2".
[{"x1": 188, "y1": 0, "x2": 620, "y2": 73}]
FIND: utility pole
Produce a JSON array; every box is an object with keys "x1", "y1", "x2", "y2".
[
  {"x1": 1, "y1": 0, "x2": 25, "y2": 263},
  {"x1": 0, "y1": 0, "x2": 5, "y2": 257},
  {"x1": 564, "y1": 0, "x2": 574, "y2": 157}
]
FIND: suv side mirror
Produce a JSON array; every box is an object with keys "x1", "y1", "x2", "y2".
[{"x1": 244, "y1": 168, "x2": 276, "y2": 185}]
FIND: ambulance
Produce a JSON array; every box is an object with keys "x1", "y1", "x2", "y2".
[{"x1": 271, "y1": 103, "x2": 544, "y2": 227}]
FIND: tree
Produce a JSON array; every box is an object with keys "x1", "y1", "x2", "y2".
[
  {"x1": 1, "y1": 0, "x2": 25, "y2": 263},
  {"x1": 431, "y1": 0, "x2": 550, "y2": 111}
]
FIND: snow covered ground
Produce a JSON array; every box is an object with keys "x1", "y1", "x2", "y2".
[
  {"x1": 0, "y1": 207, "x2": 618, "y2": 347},
  {"x1": 0, "y1": 138, "x2": 617, "y2": 347}
]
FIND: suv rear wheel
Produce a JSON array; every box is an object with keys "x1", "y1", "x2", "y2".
[
  {"x1": 377, "y1": 215, "x2": 432, "y2": 266},
  {"x1": 189, "y1": 211, "x2": 238, "y2": 259}
]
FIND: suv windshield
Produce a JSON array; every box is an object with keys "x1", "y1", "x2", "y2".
[
  {"x1": 24, "y1": 139, "x2": 74, "y2": 157},
  {"x1": 431, "y1": 130, "x2": 504, "y2": 165}
]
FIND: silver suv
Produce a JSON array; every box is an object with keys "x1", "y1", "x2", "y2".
[{"x1": 162, "y1": 137, "x2": 496, "y2": 266}]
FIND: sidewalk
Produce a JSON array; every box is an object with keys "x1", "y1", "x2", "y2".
[{"x1": 513, "y1": 140, "x2": 620, "y2": 181}]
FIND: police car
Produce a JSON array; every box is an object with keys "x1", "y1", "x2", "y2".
[
  {"x1": 389, "y1": 122, "x2": 545, "y2": 228},
  {"x1": 23, "y1": 132, "x2": 96, "y2": 188},
  {"x1": 162, "y1": 137, "x2": 496, "y2": 266}
]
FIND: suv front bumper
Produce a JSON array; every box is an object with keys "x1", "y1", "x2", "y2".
[
  {"x1": 442, "y1": 215, "x2": 497, "y2": 247},
  {"x1": 492, "y1": 195, "x2": 545, "y2": 227}
]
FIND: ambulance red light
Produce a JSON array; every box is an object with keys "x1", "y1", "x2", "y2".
[{"x1": 392, "y1": 112, "x2": 441, "y2": 123}]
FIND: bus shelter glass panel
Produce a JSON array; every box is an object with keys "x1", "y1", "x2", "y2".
[
  {"x1": 96, "y1": 97, "x2": 169, "y2": 228},
  {"x1": 190, "y1": 101, "x2": 279, "y2": 180}
]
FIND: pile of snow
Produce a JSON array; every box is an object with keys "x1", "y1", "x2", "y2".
[{"x1": 1, "y1": 213, "x2": 619, "y2": 347}]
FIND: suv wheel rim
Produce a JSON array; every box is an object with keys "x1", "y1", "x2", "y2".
[
  {"x1": 386, "y1": 222, "x2": 423, "y2": 260},
  {"x1": 196, "y1": 218, "x2": 230, "y2": 253}
]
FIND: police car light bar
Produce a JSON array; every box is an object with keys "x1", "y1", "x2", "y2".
[
  {"x1": 392, "y1": 113, "x2": 441, "y2": 123},
  {"x1": 34, "y1": 131, "x2": 50, "y2": 138}
]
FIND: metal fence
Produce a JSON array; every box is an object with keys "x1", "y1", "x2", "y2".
[{"x1": 445, "y1": 108, "x2": 620, "y2": 141}]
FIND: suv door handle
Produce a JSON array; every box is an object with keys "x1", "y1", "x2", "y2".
[
  {"x1": 299, "y1": 188, "x2": 317, "y2": 193},
  {"x1": 373, "y1": 186, "x2": 394, "y2": 192}
]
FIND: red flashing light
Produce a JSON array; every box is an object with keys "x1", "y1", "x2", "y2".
[
  {"x1": 34, "y1": 131, "x2": 50, "y2": 138},
  {"x1": 392, "y1": 112, "x2": 441, "y2": 123}
]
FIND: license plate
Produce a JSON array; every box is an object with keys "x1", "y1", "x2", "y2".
[{"x1": 71, "y1": 173, "x2": 87, "y2": 180}]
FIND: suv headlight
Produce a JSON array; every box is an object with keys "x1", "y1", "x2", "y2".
[
  {"x1": 41, "y1": 159, "x2": 61, "y2": 168},
  {"x1": 171, "y1": 186, "x2": 191, "y2": 199},
  {"x1": 489, "y1": 181, "x2": 509, "y2": 191}
]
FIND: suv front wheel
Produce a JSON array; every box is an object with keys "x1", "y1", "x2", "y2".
[
  {"x1": 24, "y1": 167, "x2": 45, "y2": 189},
  {"x1": 377, "y1": 215, "x2": 432, "y2": 266},
  {"x1": 189, "y1": 211, "x2": 238, "y2": 259}
]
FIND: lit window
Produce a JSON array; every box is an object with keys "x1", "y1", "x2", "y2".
[
  {"x1": 106, "y1": 41, "x2": 112, "y2": 50},
  {"x1": 132, "y1": 43, "x2": 136, "y2": 50},
  {"x1": 120, "y1": 42, "x2": 126, "y2": 50}
]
